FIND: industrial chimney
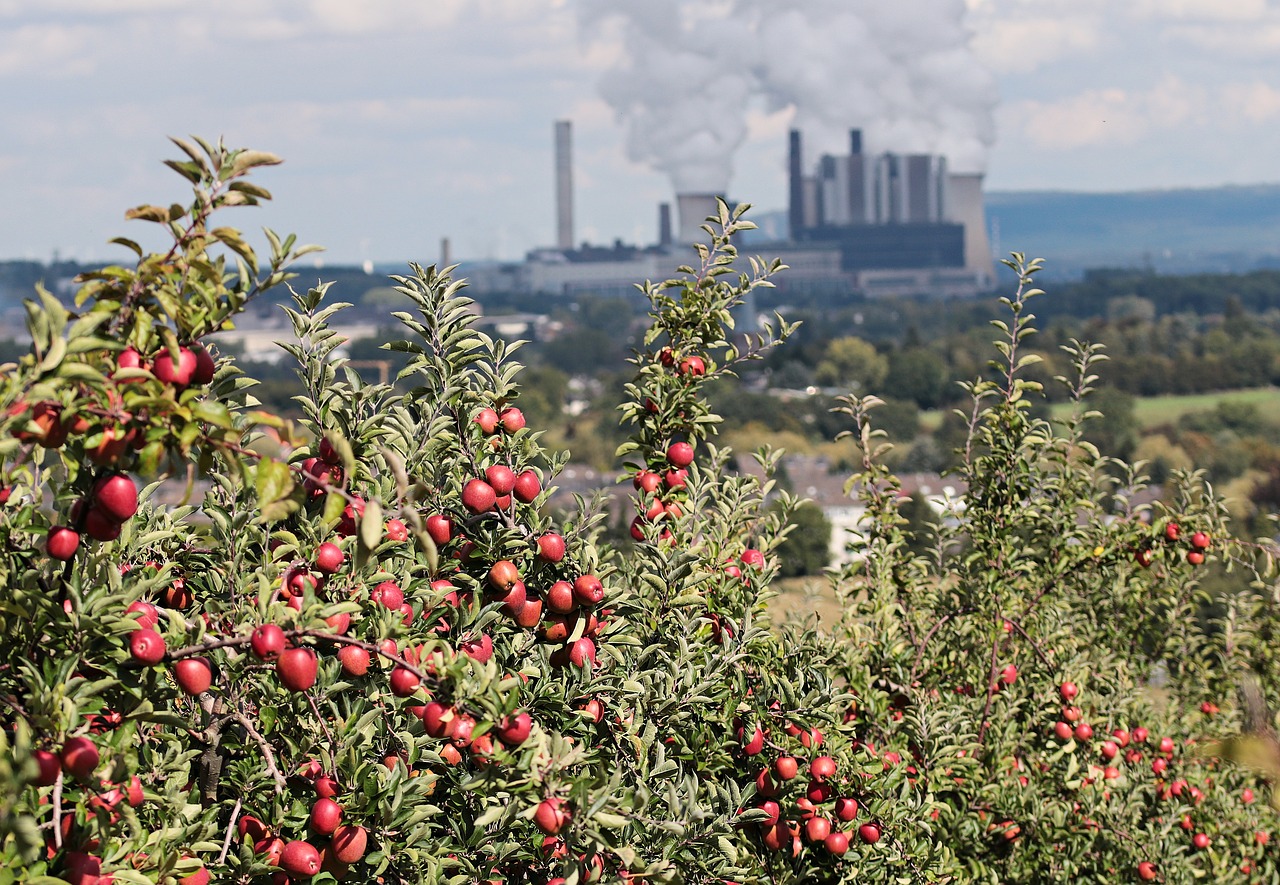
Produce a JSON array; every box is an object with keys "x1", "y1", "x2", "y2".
[
  {"x1": 676, "y1": 193, "x2": 721, "y2": 247},
  {"x1": 946, "y1": 173, "x2": 995, "y2": 283},
  {"x1": 658, "y1": 203, "x2": 673, "y2": 248},
  {"x1": 554, "y1": 120, "x2": 574, "y2": 251}
]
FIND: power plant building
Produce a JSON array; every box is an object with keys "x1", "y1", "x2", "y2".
[{"x1": 500, "y1": 122, "x2": 994, "y2": 300}]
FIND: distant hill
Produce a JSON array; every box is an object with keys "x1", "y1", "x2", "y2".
[{"x1": 985, "y1": 184, "x2": 1280, "y2": 278}]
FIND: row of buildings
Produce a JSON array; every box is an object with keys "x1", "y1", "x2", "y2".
[{"x1": 463, "y1": 122, "x2": 996, "y2": 301}]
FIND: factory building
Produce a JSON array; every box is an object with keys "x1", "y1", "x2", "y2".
[{"x1": 498, "y1": 122, "x2": 995, "y2": 299}]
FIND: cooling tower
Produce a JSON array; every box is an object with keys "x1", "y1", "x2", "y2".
[
  {"x1": 946, "y1": 173, "x2": 994, "y2": 282},
  {"x1": 676, "y1": 193, "x2": 721, "y2": 246},
  {"x1": 554, "y1": 120, "x2": 574, "y2": 251}
]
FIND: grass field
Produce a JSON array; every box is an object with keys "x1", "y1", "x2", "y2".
[{"x1": 922, "y1": 387, "x2": 1280, "y2": 433}]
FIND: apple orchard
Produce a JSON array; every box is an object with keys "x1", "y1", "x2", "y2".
[{"x1": 3, "y1": 140, "x2": 1280, "y2": 885}]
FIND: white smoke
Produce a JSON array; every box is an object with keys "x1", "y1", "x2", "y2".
[
  {"x1": 578, "y1": 0, "x2": 998, "y2": 192},
  {"x1": 580, "y1": 0, "x2": 757, "y2": 193}
]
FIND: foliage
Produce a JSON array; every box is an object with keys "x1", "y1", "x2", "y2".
[{"x1": 3, "y1": 146, "x2": 1280, "y2": 885}]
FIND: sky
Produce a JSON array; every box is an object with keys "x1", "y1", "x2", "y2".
[{"x1": 1, "y1": 0, "x2": 1278, "y2": 266}]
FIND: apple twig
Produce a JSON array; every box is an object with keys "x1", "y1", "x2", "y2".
[
  {"x1": 218, "y1": 796, "x2": 243, "y2": 865},
  {"x1": 232, "y1": 711, "x2": 287, "y2": 794}
]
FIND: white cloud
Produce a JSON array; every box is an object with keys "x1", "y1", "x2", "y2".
[
  {"x1": 1223, "y1": 81, "x2": 1280, "y2": 124},
  {"x1": 969, "y1": 15, "x2": 1102, "y2": 73}
]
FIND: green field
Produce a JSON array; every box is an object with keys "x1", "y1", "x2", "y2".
[
  {"x1": 922, "y1": 387, "x2": 1280, "y2": 433},
  {"x1": 1052, "y1": 386, "x2": 1280, "y2": 429}
]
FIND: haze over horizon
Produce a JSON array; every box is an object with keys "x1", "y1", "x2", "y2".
[{"x1": 2, "y1": 0, "x2": 1278, "y2": 265}]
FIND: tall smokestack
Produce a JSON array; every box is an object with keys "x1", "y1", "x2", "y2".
[
  {"x1": 676, "y1": 193, "x2": 720, "y2": 247},
  {"x1": 849, "y1": 128, "x2": 863, "y2": 155},
  {"x1": 946, "y1": 173, "x2": 994, "y2": 282},
  {"x1": 788, "y1": 129, "x2": 804, "y2": 240},
  {"x1": 658, "y1": 203, "x2": 673, "y2": 248},
  {"x1": 554, "y1": 120, "x2": 574, "y2": 251}
]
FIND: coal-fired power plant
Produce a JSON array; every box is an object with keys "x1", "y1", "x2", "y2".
[
  {"x1": 787, "y1": 128, "x2": 994, "y2": 283},
  {"x1": 518, "y1": 119, "x2": 995, "y2": 301}
]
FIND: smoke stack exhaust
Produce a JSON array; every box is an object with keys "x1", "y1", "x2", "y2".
[
  {"x1": 676, "y1": 193, "x2": 720, "y2": 247},
  {"x1": 554, "y1": 120, "x2": 574, "y2": 251},
  {"x1": 946, "y1": 173, "x2": 994, "y2": 283}
]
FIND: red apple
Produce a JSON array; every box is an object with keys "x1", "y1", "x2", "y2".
[
  {"x1": 153, "y1": 346, "x2": 197, "y2": 387},
  {"x1": 191, "y1": 343, "x2": 216, "y2": 385},
  {"x1": 537, "y1": 533, "x2": 566, "y2": 564},
  {"x1": 47, "y1": 526, "x2": 80, "y2": 561},
  {"x1": 251, "y1": 624, "x2": 286, "y2": 660},
  {"x1": 126, "y1": 600, "x2": 159, "y2": 629},
  {"x1": 533, "y1": 797, "x2": 569, "y2": 835},
  {"x1": 389, "y1": 666, "x2": 421, "y2": 697},
  {"x1": 331, "y1": 825, "x2": 368, "y2": 864},
  {"x1": 513, "y1": 470, "x2": 541, "y2": 503},
  {"x1": 338, "y1": 645, "x2": 369, "y2": 676},
  {"x1": 810, "y1": 756, "x2": 837, "y2": 781},
  {"x1": 425, "y1": 513, "x2": 453, "y2": 545},
  {"x1": 174, "y1": 658, "x2": 212, "y2": 695},
  {"x1": 774, "y1": 756, "x2": 799, "y2": 780},
  {"x1": 313, "y1": 542, "x2": 344, "y2": 575},
  {"x1": 1190, "y1": 531, "x2": 1210, "y2": 550},
  {"x1": 371, "y1": 580, "x2": 404, "y2": 610},
  {"x1": 858, "y1": 822, "x2": 882, "y2": 844},
  {"x1": 499, "y1": 407, "x2": 525, "y2": 433},
  {"x1": 572, "y1": 574, "x2": 604, "y2": 606},
  {"x1": 462, "y1": 479, "x2": 497, "y2": 514},
  {"x1": 488, "y1": 559, "x2": 520, "y2": 591},
  {"x1": 496, "y1": 711, "x2": 533, "y2": 746},
  {"x1": 277, "y1": 648, "x2": 318, "y2": 692},
  {"x1": 33, "y1": 748, "x2": 61, "y2": 786},
  {"x1": 666, "y1": 441, "x2": 694, "y2": 468},
  {"x1": 93, "y1": 473, "x2": 139, "y2": 522},
  {"x1": 129, "y1": 629, "x2": 166, "y2": 665},
  {"x1": 60, "y1": 736, "x2": 100, "y2": 780},
  {"x1": 824, "y1": 830, "x2": 850, "y2": 855},
  {"x1": 485, "y1": 465, "x2": 516, "y2": 495},
  {"x1": 385, "y1": 518, "x2": 409, "y2": 542},
  {"x1": 309, "y1": 797, "x2": 343, "y2": 836},
  {"x1": 279, "y1": 840, "x2": 321, "y2": 878}
]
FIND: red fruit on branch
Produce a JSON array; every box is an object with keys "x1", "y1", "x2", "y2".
[
  {"x1": 462, "y1": 479, "x2": 497, "y2": 514},
  {"x1": 126, "y1": 600, "x2": 159, "y2": 629},
  {"x1": 153, "y1": 346, "x2": 197, "y2": 387},
  {"x1": 338, "y1": 645, "x2": 370, "y2": 676},
  {"x1": 389, "y1": 666, "x2": 421, "y2": 697},
  {"x1": 513, "y1": 470, "x2": 541, "y2": 503},
  {"x1": 59, "y1": 736, "x2": 100, "y2": 780},
  {"x1": 1137, "y1": 861, "x2": 1158, "y2": 881},
  {"x1": 46, "y1": 526, "x2": 80, "y2": 561},
  {"x1": 485, "y1": 465, "x2": 516, "y2": 495},
  {"x1": 371, "y1": 580, "x2": 404, "y2": 610},
  {"x1": 810, "y1": 756, "x2": 837, "y2": 781},
  {"x1": 191, "y1": 343, "x2": 216, "y2": 384},
  {"x1": 774, "y1": 756, "x2": 799, "y2": 781},
  {"x1": 1190, "y1": 531, "x2": 1210, "y2": 550},
  {"x1": 129, "y1": 629, "x2": 166, "y2": 665},
  {"x1": 488, "y1": 559, "x2": 520, "y2": 591},
  {"x1": 385, "y1": 518, "x2": 409, "y2": 542},
  {"x1": 277, "y1": 648, "x2": 319, "y2": 692},
  {"x1": 425, "y1": 513, "x2": 453, "y2": 545},
  {"x1": 474, "y1": 408, "x2": 500, "y2": 434},
  {"x1": 331, "y1": 825, "x2": 368, "y2": 864},
  {"x1": 499, "y1": 407, "x2": 525, "y2": 433},
  {"x1": 33, "y1": 749, "x2": 60, "y2": 786},
  {"x1": 496, "y1": 711, "x2": 533, "y2": 746},
  {"x1": 93, "y1": 473, "x2": 139, "y2": 522},
  {"x1": 1059, "y1": 682, "x2": 1078, "y2": 702},
  {"x1": 679, "y1": 355, "x2": 705, "y2": 377},
  {"x1": 174, "y1": 658, "x2": 213, "y2": 695},
  {"x1": 858, "y1": 823, "x2": 882, "y2": 844},
  {"x1": 824, "y1": 830, "x2": 851, "y2": 855},
  {"x1": 279, "y1": 840, "x2": 322, "y2": 878},
  {"x1": 250, "y1": 624, "x2": 286, "y2": 660},
  {"x1": 314, "y1": 542, "x2": 344, "y2": 575},
  {"x1": 534, "y1": 797, "x2": 570, "y2": 835},
  {"x1": 537, "y1": 533, "x2": 567, "y2": 563},
  {"x1": 309, "y1": 797, "x2": 343, "y2": 836},
  {"x1": 572, "y1": 574, "x2": 604, "y2": 606},
  {"x1": 666, "y1": 441, "x2": 694, "y2": 468}
]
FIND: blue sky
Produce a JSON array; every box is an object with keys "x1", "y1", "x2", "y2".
[{"x1": 1, "y1": 0, "x2": 1278, "y2": 265}]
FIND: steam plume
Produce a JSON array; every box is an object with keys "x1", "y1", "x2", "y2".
[{"x1": 578, "y1": 0, "x2": 997, "y2": 191}]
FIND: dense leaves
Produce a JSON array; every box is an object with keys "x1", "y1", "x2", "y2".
[{"x1": 1, "y1": 146, "x2": 1279, "y2": 885}]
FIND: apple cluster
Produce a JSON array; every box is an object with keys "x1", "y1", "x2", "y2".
[{"x1": 1133, "y1": 520, "x2": 1212, "y2": 569}]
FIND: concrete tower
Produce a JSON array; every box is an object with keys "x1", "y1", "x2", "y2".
[
  {"x1": 946, "y1": 173, "x2": 995, "y2": 282},
  {"x1": 554, "y1": 120, "x2": 574, "y2": 251}
]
